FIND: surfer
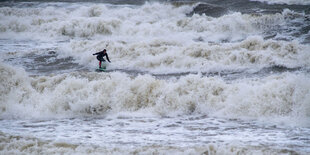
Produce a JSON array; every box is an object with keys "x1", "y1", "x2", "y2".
[{"x1": 93, "y1": 49, "x2": 111, "y2": 69}]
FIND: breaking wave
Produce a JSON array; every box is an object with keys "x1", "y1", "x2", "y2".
[
  {"x1": 1, "y1": 63, "x2": 309, "y2": 127},
  {"x1": 1, "y1": 1, "x2": 310, "y2": 154},
  {"x1": 63, "y1": 35, "x2": 310, "y2": 72},
  {"x1": 0, "y1": 2, "x2": 304, "y2": 41},
  {"x1": 1, "y1": 3, "x2": 309, "y2": 73}
]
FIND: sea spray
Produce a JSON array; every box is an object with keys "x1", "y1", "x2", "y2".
[{"x1": 1, "y1": 63, "x2": 309, "y2": 126}]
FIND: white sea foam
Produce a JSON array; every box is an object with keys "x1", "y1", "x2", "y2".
[
  {"x1": 60, "y1": 35, "x2": 310, "y2": 73},
  {"x1": 1, "y1": 63, "x2": 309, "y2": 126},
  {"x1": 0, "y1": 2, "x2": 295, "y2": 42},
  {"x1": 1, "y1": 3, "x2": 309, "y2": 126},
  {"x1": 0, "y1": 3, "x2": 275, "y2": 41},
  {"x1": 1, "y1": 131, "x2": 296, "y2": 155},
  {"x1": 251, "y1": 0, "x2": 310, "y2": 5},
  {"x1": 1, "y1": 3, "x2": 308, "y2": 73},
  {"x1": 1, "y1": 2, "x2": 310, "y2": 154}
]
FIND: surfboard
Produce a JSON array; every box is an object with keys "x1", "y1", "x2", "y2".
[
  {"x1": 96, "y1": 61, "x2": 108, "y2": 72},
  {"x1": 96, "y1": 68, "x2": 106, "y2": 72}
]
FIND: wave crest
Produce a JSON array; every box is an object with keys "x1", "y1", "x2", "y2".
[{"x1": 1, "y1": 63, "x2": 309, "y2": 126}]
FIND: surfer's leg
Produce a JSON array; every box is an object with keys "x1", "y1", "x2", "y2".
[
  {"x1": 99, "y1": 61, "x2": 102, "y2": 68},
  {"x1": 102, "y1": 59, "x2": 106, "y2": 69}
]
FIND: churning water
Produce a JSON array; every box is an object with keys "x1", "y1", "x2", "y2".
[{"x1": 0, "y1": 0, "x2": 310, "y2": 154}]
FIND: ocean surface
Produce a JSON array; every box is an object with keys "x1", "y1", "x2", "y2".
[{"x1": 0, "y1": 0, "x2": 310, "y2": 154}]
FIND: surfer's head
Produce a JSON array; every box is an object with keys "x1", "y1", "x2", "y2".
[{"x1": 103, "y1": 49, "x2": 106, "y2": 53}]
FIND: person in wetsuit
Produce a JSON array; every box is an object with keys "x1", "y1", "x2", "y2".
[{"x1": 93, "y1": 49, "x2": 111, "y2": 68}]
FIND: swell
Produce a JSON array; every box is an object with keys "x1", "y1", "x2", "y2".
[
  {"x1": 1, "y1": 63, "x2": 309, "y2": 126},
  {"x1": 251, "y1": 0, "x2": 310, "y2": 5}
]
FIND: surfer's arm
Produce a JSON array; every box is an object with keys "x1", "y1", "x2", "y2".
[
  {"x1": 93, "y1": 51, "x2": 104, "y2": 55},
  {"x1": 106, "y1": 54, "x2": 111, "y2": 62}
]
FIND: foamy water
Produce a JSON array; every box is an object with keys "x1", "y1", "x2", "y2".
[{"x1": 1, "y1": 0, "x2": 310, "y2": 154}]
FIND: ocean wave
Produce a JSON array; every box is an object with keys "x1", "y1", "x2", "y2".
[
  {"x1": 251, "y1": 0, "x2": 310, "y2": 5},
  {"x1": 0, "y1": 3, "x2": 302, "y2": 41},
  {"x1": 3, "y1": 132, "x2": 306, "y2": 155},
  {"x1": 1, "y1": 131, "x2": 303, "y2": 155},
  {"x1": 0, "y1": 3, "x2": 190, "y2": 38},
  {"x1": 60, "y1": 36, "x2": 310, "y2": 72},
  {"x1": 1, "y1": 3, "x2": 309, "y2": 73},
  {"x1": 1, "y1": 63, "x2": 309, "y2": 127}
]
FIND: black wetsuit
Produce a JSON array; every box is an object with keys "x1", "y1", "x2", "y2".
[{"x1": 93, "y1": 51, "x2": 111, "y2": 68}]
